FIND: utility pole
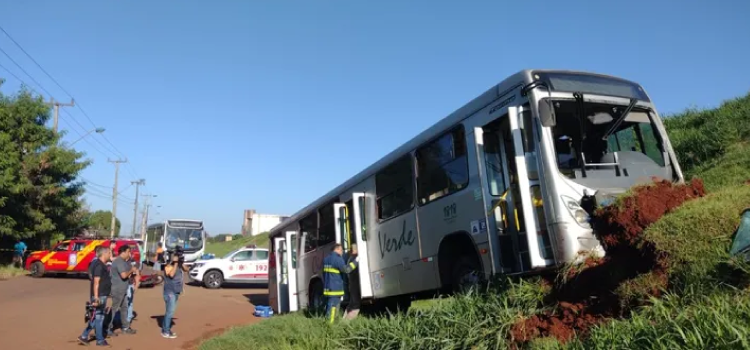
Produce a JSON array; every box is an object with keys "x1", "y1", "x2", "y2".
[
  {"x1": 47, "y1": 97, "x2": 75, "y2": 134},
  {"x1": 131, "y1": 179, "x2": 145, "y2": 236},
  {"x1": 108, "y1": 158, "x2": 127, "y2": 238},
  {"x1": 140, "y1": 194, "x2": 157, "y2": 241}
]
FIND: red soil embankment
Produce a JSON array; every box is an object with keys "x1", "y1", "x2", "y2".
[{"x1": 510, "y1": 179, "x2": 706, "y2": 344}]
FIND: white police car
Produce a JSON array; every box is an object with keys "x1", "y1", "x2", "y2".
[{"x1": 189, "y1": 244, "x2": 269, "y2": 289}]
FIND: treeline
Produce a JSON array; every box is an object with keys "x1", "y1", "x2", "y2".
[{"x1": 0, "y1": 84, "x2": 93, "y2": 252}]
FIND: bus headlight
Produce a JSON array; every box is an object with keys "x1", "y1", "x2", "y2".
[{"x1": 561, "y1": 196, "x2": 591, "y2": 228}]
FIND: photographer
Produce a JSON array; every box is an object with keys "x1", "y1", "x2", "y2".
[
  {"x1": 78, "y1": 246, "x2": 112, "y2": 346},
  {"x1": 161, "y1": 247, "x2": 189, "y2": 339}
]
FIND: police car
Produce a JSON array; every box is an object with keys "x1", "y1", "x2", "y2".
[{"x1": 188, "y1": 244, "x2": 269, "y2": 289}]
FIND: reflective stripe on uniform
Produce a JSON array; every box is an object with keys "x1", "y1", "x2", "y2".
[
  {"x1": 329, "y1": 306, "x2": 337, "y2": 324},
  {"x1": 348, "y1": 262, "x2": 356, "y2": 270},
  {"x1": 324, "y1": 289, "x2": 344, "y2": 296},
  {"x1": 323, "y1": 267, "x2": 340, "y2": 274}
]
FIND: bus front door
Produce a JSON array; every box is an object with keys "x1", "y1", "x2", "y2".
[
  {"x1": 475, "y1": 105, "x2": 552, "y2": 273},
  {"x1": 274, "y1": 236, "x2": 290, "y2": 313},
  {"x1": 284, "y1": 231, "x2": 299, "y2": 312},
  {"x1": 334, "y1": 192, "x2": 374, "y2": 299}
]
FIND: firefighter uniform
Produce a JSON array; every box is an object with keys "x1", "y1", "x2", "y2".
[{"x1": 322, "y1": 251, "x2": 358, "y2": 323}]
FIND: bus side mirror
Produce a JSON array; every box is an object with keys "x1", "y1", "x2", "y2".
[{"x1": 539, "y1": 100, "x2": 556, "y2": 127}]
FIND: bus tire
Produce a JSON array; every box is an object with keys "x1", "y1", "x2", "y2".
[
  {"x1": 30, "y1": 261, "x2": 45, "y2": 278},
  {"x1": 438, "y1": 233, "x2": 482, "y2": 293},
  {"x1": 203, "y1": 270, "x2": 223, "y2": 289},
  {"x1": 451, "y1": 255, "x2": 481, "y2": 293}
]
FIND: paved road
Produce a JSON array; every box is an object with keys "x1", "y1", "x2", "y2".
[{"x1": 0, "y1": 273, "x2": 267, "y2": 350}]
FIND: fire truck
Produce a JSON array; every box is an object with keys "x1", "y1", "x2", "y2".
[{"x1": 25, "y1": 237, "x2": 141, "y2": 277}]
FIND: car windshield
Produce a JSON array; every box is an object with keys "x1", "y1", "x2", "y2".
[
  {"x1": 549, "y1": 99, "x2": 667, "y2": 185},
  {"x1": 165, "y1": 226, "x2": 204, "y2": 250},
  {"x1": 222, "y1": 249, "x2": 242, "y2": 260}
]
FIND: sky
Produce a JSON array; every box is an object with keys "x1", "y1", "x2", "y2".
[{"x1": 1, "y1": 0, "x2": 749, "y2": 235}]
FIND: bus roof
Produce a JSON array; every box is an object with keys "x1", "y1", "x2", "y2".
[{"x1": 268, "y1": 69, "x2": 644, "y2": 238}]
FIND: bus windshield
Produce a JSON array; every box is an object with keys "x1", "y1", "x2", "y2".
[
  {"x1": 165, "y1": 226, "x2": 204, "y2": 251},
  {"x1": 549, "y1": 99, "x2": 668, "y2": 185}
]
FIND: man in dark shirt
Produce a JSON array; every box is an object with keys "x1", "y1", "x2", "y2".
[
  {"x1": 78, "y1": 246, "x2": 112, "y2": 346},
  {"x1": 110, "y1": 245, "x2": 138, "y2": 335}
]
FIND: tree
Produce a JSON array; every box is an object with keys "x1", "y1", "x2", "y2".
[
  {"x1": 0, "y1": 83, "x2": 90, "y2": 245},
  {"x1": 85, "y1": 210, "x2": 121, "y2": 237}
]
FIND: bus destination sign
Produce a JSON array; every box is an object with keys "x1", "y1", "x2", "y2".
[{"x1": 167, "y1": 220, "x2": 203, "y2": 229}]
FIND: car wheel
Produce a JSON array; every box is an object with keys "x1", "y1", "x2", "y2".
[
  {"x1": 203, "y1": 270, "x2": 223, "y2": 289},
  {"x1": 153, "y1": 274, "x2": 164, "y2": 286},
  {"x1": 30, "y1": 261, "x2": 45, "y2": 278}
]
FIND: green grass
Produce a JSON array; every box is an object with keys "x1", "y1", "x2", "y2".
[
  {"x1": 200, "y1": 278, "x2": 548, "y2": 350},
  {"x1": 568, "y1": 291, "x2": 750, "y2": 350},
  {"x1": 205, "y1": 232, "x2": 269, "y2": 257},
  {"x1": 0, "y1": 265, "x2": 28, "y2": 280},
  {"x1": 201, "y1": 93, "x2": 750, "y2": 349}
]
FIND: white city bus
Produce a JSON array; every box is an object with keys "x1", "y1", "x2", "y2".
[
  {"x1": 269, "y1": 69, "x2": 684, "y2": 313},
  {"x1": 160, "y1": 219, "x2": 207, "y2": 266}
]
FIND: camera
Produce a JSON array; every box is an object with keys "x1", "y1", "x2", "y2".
[
  {"x1": 84, "y1": 301, "x2": 96, "y2": 323},
  {"x1": 167, "y1": 246, "x2": 185, "y2": 265}
]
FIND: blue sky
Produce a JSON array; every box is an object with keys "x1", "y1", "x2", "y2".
[{"x1": 1, "y1": 0, "x2": 748, "y2": 235}]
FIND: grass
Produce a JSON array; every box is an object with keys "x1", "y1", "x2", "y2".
[
  {"x1": 0, "y1": 265, "x2": 28, "y2": 280},
  {"x1": 200, "y1": 278, "x2": 549, "y2": 350},
  {"x1": 205, "y1": 232, "x2": 269, "y2": 257},
  {"x1": 200, "y1": 93, "x2": 750, "y2": 350}
]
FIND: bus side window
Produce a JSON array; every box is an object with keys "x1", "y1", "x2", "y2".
[
  {"x1": 376, "y1": 155, "x2": 414, "y2": 221},
  {"x1": 416, "y1": 126, "x2": 469, "y2": 205},
  {"x1": 301, "y1": 212, "x2": 318, "y2": 253}
]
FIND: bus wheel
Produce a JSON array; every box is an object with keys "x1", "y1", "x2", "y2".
[
  {"x1": 30, "y1": 262, "x2": 45, "y2": 278},
  {"x1": 203, "y1": 270, "x2": 223, "y2": 289},
  {"x1": 451, "y1": 255, "x2": 481, "y2": 293}
]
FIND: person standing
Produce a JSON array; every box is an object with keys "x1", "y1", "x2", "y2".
[
  {"x1": 343, "y1": 244, "x2": 361, "y2": 320},
  {"x1": 78, "y1": 246, "x2": 112, "y2": 346},
  {"x1": 109, "y1": 245, "x2": 138, "y2": 335},
  {"x1": 105, "y1": 241, "x2": 117, "y2": 337},
  {"x1": 162, "y1": 250, "x2": 189, "y2": 338},
  {"x1": 12, "y1": 238, "x2": 27, "y2": 268},
  {"x1": 126, "y1": 256, "x2": 140, "y2": 323},
  {"x1": 322, "y1": 244, "x2": 358, "y2": 324}
]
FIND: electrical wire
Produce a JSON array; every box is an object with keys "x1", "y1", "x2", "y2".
[{"x1": 0, "y1": 26, "x2": 143, "y2": 180}]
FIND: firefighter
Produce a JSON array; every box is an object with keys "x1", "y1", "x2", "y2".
[{"x1": 322, "y1": 243, "x2": 358, "y2": 324}]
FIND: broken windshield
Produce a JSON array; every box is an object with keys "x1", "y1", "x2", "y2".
[
  {"x1": 165, "y1": 226, "x2": 204, "y2": 251},
  {"x1": 549, "y1": 100, "x2": 667, "y2": 184}
]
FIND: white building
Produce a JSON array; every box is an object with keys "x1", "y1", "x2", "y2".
[{"x1": 242, "y1": 209, "x2": 289, "y2": 236}]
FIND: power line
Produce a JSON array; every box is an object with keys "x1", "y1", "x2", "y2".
[
  {"x1": 81, "y1": 177, "x2": 110, "y2": 189},
  {"x1": 0, "y1": 44, "x2": 54, "y2": 97},
  {"x1": 0, "y1": 25, "x2": 75, "y2": 99},
  {"x1": 0, "y1": 26, "x2": 143, "y2": 180},
  {"x1": 0, "y1": 61, "x2": 42, "y2": 96}
]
